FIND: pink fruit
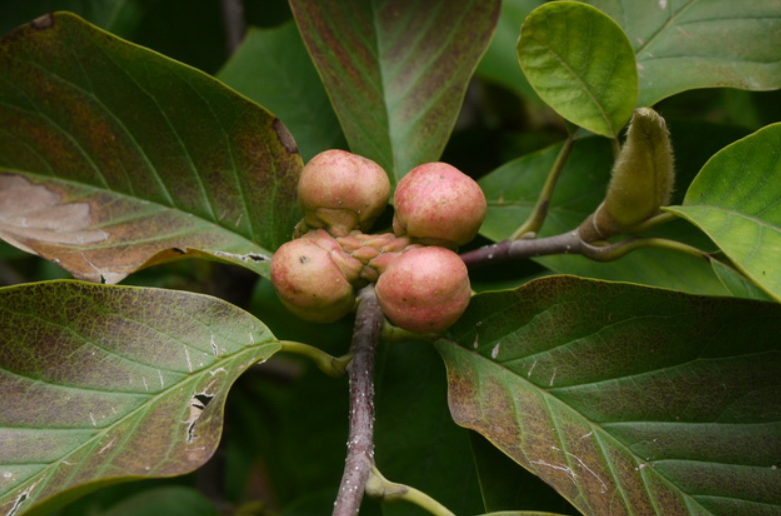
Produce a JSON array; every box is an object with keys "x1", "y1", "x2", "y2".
[
  {"x1": 298, "y1": 150, "x2": 391, "y2": 236},
  {"x1": 375, "y1": 246, "x2": 471, "y2": 333},
  {"x1": 393, "y1": 162, "x2": 487, "y2": 248},
  {"x1": 271, "y1": 237, "x2": 356, "y2": 323}
]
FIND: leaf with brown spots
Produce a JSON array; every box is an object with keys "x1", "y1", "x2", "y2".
[
  {"x1": 288, "y1": 0, "x2": 501, "y2": 184},
  {"x1": 437, "y1": 276, "x2": 781, "y2": 516},
  {"x1": 0, "y1": 280, "x2": 280, "y2": 516},
  {"x1": 0, "y1": 13, "x2": 302, "y2": 283}
]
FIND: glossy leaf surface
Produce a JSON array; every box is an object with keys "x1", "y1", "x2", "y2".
[
  {"x1": 438, "y1": 276, "x2": 781, "y2": 516},
  {"x1": 583, "y1": 0, "x2": 781, "y2": 107},
  {"x1": 0, "y1": 13, "x2": 302, "y2": 283},
  {"x1": 517, "y1": 2, "x2": 637, "y2": 137},
  {"x1": 668, "y1": 123, "x2": 781, "y2": 303},
  {"x1": 217, "y1": 22, "x2": 347, "y2": 162},
  {"x1": 289, "y1": 0, "x2": 501, "y2": 183},
  {"x1": 0, "y1": 280, "x2": 279, "y2": 516}
]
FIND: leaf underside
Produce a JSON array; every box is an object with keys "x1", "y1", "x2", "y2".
[
  {"x1": 0, "y1": 280, "x2": 279, "y2": 516},
  {"x1": 288, "y1": 0, "x2": 501, "y2": 183},
  {"x1": 0, "y1": 13, "x2": 302, "y2": 283},
  {"x1": 668, "y1": 122, "x2": 781, "y2": 303},
  {"x1": 438, "y1": 276, "x2": 781, "y2": 516}
]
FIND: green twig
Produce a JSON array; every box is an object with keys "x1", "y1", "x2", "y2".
[
  {"x1": 623, "y1": 211, "x2": 679, "y2": 234},
  {"x1": 581, "y1": 237, "x2": 712, "y2": 262},
  {"x1": 365, "y1": 466, "x2": 456, "y2": 516},
  {"x1": 380, "y1": 319, "x2": 438, "y2": 344},
  {"x1": 277, "y1": 340, "x2": 351, "y2": 378},
  {"x1": 510, "y1": 132, "x2": 576, "y2": 240}
]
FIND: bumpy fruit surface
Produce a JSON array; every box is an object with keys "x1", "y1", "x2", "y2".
[
  {"x1": 375, "y1": 246, "x2": 471, "y2": 333},
  {"x1": 298, "y1": 149, "x2": 391, "y2": 236},
  {"x1": 271, "y1": 237, "x2": 355, "y2": 323},
  {"x1": 393, "y1": 162, "x2": 487, "y2": 248}
]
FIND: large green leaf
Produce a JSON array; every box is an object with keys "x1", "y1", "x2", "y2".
[
  {"x1": 217, "y1": 21, "x2": 347, "y2": 162},
  {"x1": 0, "y1": 13, "x2": 302, "y2": 283},
  {"x1": 288, "y1": 0, "x2": 501, "y2": 183},
  {"x1": 476, "y1": 0, "x2": 544, "y2": 102},
  {"x1": 517, "y1": 2, "x2": 638, "y2": 137},
  {"x1": 582, "y1": 0, "x2": 781, "y2": 107},
  {"x1": 477, "y1": 136, "x2": 727, "y2": 295},
  {"x1": 0, "y1": 280, "x2": 279, "y2": 516},
  {"x1": 667, "y1": 123, "x2": 781, "y2": 303},
  {"x1": 438, "y1": 276, "x2": 781, "y2": 516}
]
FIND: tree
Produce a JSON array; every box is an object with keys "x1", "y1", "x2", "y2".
[{"x1": 0, "y1": 1, "x2": 780, "y2": 515}]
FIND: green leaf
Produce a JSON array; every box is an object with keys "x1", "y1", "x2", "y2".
[
  {"x1": 476, "y1": 0, "x2": 544, "y2": 101},
  {"x1": 517, "y1": 2, "x2": 638, "y2": 137},
  {"x1": 0, "y1": 13, "x2": 302, "y2": 283},
  {"x1": 582, "y1": 0, "x2": 781, "y2": 107},
  {"x1": 0, "y1": 280, "x2": 279, "y2": 516},
  {"x1": 217, "y1": 22, "x2": 347, "y2": 162},
  {"x1": 667, "y1": 123, "x2": 781, "y2": 303},
  {"x1": 710, "y1": 259, "x2": 774, "y2": 303},
  {"x1": 288, "y1": 0, "x2": 501, "y2": 183},
  {"x1": 438, "y1": 276, "x2": 781, "y2": 516},
  {"x1": 478, "y1": 137, "x2": 727, "y2": 295}
]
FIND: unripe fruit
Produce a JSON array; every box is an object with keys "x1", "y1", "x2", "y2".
[
  {"x1": 298, "y1": 150, "x2": 391, "y2": 237},
  {"x1": 271, "y1": 237, "x2": 355, "y2": 323},
  {"x1": 393, "y1": 162, "x2": 487, "y2": 248},
  {"x1": 375, "y1": 246, "x2": 471, "y2": 333}
]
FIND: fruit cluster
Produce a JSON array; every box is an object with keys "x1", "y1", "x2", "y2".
[{"x1": 271, "y1": 150, "x2": 486, "y2": 333}]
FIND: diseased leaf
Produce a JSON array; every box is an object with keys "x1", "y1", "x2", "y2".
[
  {"x1": 582, "y1": 0, "x2": 781, "y2": 107},
  {"x1": 288, "y1": 0, "x2": 501, "y2": 183},
  {"x1": 667, "y1": 123, "x2": 781, "y2": 303},
  {"x1": 217, "y1": 22, "x2": 347, "y2": 162},
  {"x1": 517, "y1": 2, "x2": 638, "y2": 137},
  {"x1": 0, "y1": 13, "x2": 302, "y2": 283},
  {"x1": 0, "y1": 280, "x2": 279, "y2": 516},
  {"x1": 438, "y1": 276, "x2": 781, "y2": 516},
  {"x1": 478, "y1": 137, "x2": 727, "y2": 295}
]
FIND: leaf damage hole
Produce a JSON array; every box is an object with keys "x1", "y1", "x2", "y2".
[
  {"x1": 185, "y1": 392, "x2": 215, "y2": 443},
  {"x1": 6, "y1": 481, "x2": 38, "y2": 516}
]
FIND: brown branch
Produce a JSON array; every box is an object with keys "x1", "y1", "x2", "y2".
[
  {"x1": 461, "y1": 231, "x2": 583, "y2": 268},
  {"x1": 333, "y1": 285, "x2": 384, "y2": 516},
  {"x1": 221, "y1": 0, "x2": 246, "y2": 55}
]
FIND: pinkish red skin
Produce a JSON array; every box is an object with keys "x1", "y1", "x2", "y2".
[
  {"x1": 271, "y1": 238, "x2": 356, "y2": 323},
  {"x1": 298, "y1": 150, "x2": 391, "y2": 236},
  {"x1": 375, "y1": 247, "x2": 471, "y2": 334},
  {"x1": 393, "y1": 162, "x2": 487, "y2": 248}
]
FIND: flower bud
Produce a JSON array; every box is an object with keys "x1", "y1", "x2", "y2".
[
  {"x1": 298, "y1": 150, "x2": 391, "y2": 237},
  {"x1": 580, "y1": 108, "x2": 675, "y2": 241},
  {"x1": 393, "y1": 162, "x2": 487, "y2": 248},
  {"x1": 270, "y1": 237, "x2": 356, "y2": 323},
  {"x1": 375, "y1": 246, "x2": 471, "y2": 333}
]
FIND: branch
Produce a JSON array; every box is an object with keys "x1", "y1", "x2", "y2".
[
  {"x1": 221, "y1": 0, "x2": 246, "y2": 55},
  {"x1": 277, "y1": 340, "x2": 351, "y2": 378},
  {"x1": 461, "y1": 231, "x2": 583, "y2": 268},
  {"x1": 333, "y1": 285, "x2": 384, "y2": 516}
]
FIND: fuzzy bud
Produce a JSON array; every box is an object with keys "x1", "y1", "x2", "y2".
[{"x1": 580, "y1": 108, "x2": 675, "y2": 241}]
